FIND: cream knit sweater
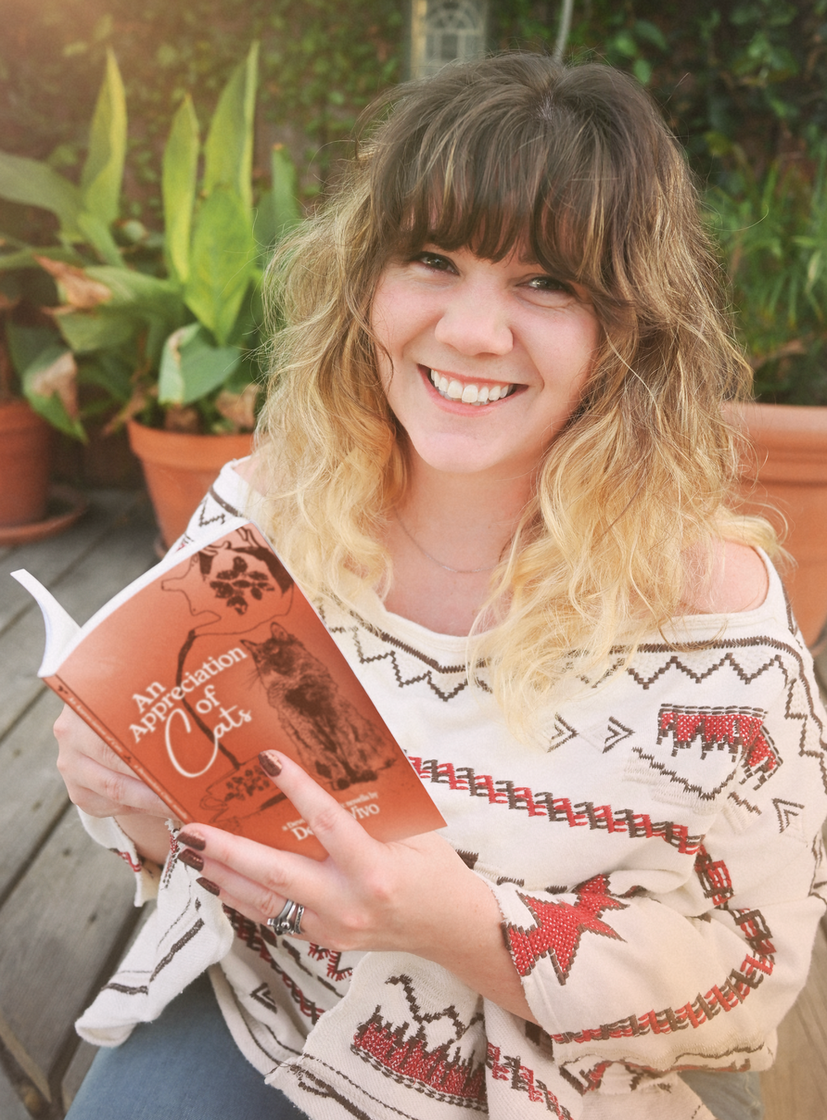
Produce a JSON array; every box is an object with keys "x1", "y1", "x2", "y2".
[{"x1": 76, "y1": 462, "x2": 827, "y2": 1120}]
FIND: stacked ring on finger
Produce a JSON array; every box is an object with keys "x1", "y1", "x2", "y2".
[{"x1": 266, "y1": 899, "x2": 304, "y2": 936}]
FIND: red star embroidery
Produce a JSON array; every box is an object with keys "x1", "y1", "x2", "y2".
[{"x1": 507, "y1": 875, "x2": 627, "y2": 983}]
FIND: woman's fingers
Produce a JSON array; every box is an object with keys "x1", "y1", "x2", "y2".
[
  {"x1": 176, "y1": 813, "x2": 331, "y2": 918},
  {"x1": 175, "y1": 752, "x2": 465, "y2": 953},
  {"x1": 256, "y1": 751, "x2": 378, "y2": 870},
  {"x1": 54, "y1": 705, "x2": 170, "y2": 817},
  {"x1": 174, "y1": 752, "x2": 387, "y2": 941}
]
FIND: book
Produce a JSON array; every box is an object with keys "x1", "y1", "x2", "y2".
[{"x1": 12, "y1": 522, "x2": 445, "y2": 858}]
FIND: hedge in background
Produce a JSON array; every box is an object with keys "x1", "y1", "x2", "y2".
[{"x1": 3, "y1": 0, "x2": 825, "y2": 221}]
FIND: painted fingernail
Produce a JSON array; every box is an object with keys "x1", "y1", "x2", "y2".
[
  {"x1": 258, "y1": 751, "x2": 283, "y2": 778},
  {"x1": 177, "y1": 830, "x2": 206, "y2": 851},
  {"x1": 196, "y1": 876, "x2": 221, "y2": 896},
  {"x1": 178, "y1": 849, "x2": 204, "y2": 872}
]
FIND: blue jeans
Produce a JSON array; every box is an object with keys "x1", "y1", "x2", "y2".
[
  {"x1": 66, "y1": 971, "x2": 307, "y2": 1119},
  {"x1": 67, "y1": 971, "x2": 763, "y2": 1120},
  {"x1": 681, "y1": 1069, "x2": 764, "y2": 1120}
]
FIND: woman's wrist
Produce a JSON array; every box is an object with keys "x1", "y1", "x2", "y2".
[
  {"x1": 410, "y1": 864, "x2": 537, "y2": 1023},
  {"x1": 114, "y1": 812, "x2": 172, "y2": 864}
]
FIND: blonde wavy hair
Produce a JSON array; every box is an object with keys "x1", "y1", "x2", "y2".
[{"x1": 256, "y1": 53, "x2": 775, "y2": 735}]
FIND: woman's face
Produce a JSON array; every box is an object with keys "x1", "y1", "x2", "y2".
[{"x1": 371, "y1": 244, "x2": 600, "y2": 484}]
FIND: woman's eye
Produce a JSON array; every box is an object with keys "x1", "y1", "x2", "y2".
[
  {"x1": 526, "y1": 275, "x2": 574, "y2": 295},
  {"x1": 414, "y1": 251, "x2": 454, "y2": 272}
]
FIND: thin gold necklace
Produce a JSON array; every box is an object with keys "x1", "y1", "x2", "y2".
[{"x1": 394, "y1": 512, "x2": 499, "y2": 574}]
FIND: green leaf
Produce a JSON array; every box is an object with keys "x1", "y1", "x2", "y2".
[
  {"x1": 611, "y1": 30, "x2": 638, "y2": 59},
  {"x1": 21, "y1": 344, "x2": 86, "y2": 440},
  {"x1": 78, "y1": 350, "x2": 134, "y2": 402},
  {"x1": 80, "y1": 49, "x2": 126, "y2": 228},
  {"x1": 5, "y1": 323, "x2": 62, "y2": 374},
  {"x1": 184, "y1": 186, "x2": 256, "y2": 345},
  {"x1": 158, "y1": 322, "x2": 241, "y2": 405},
  {"x1": 633, "y1": 20, "x2": 668, "y2": 52},
  {"x1": 270, "y1": 145, "x2": 301, "y2": 242},
  {"x1": 0, "y1": 151, "x2": 82, "y2": 235},
  {"x1": 84, "y1": 266, "x2": 183, "y2": 318},
  {"x1": 633, "y1": 58, "x2": 653, "y2": 85},
  {"x1": 0, "y1": 245, "x2": 39, "y2": 271},
  {"x1": 76, "y1": 209, "x2": 123, "y2": 265},
  {"x1": 162, "y1": 94, "x2": 200, "y2": 283},
  {"x1": 54, "y1": 308, "x2": 138, "y2": 354},
  {"x1": 203, "y1": 41, "x2": 258, "y2": 217},
  {"x1": 25, "y1": 387, "x2": 86, "y2": 439},
  {"x1": 254, "y1": 146, "x2": 301, "y2": 261}
]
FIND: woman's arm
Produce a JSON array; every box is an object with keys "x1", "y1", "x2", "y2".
[{"x1": 177, "y1": 749, "x2": 537, "y2": 1021}]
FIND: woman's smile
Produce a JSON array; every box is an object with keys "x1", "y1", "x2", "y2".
[
  {"x1": 427, "y1": 367, "x2": 518, "y2": 405},
  {"x1": 371, "y1": 245, "x2": 600, "y2": 481}
]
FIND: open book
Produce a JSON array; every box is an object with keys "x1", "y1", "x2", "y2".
[{"x1": 12, "y1": 522, "x2": 444, "y2": 858}]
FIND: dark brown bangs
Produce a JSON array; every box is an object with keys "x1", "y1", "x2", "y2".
[
  {"x1": 364, "y1": 68, "x2": 609, "y2": 297},
  {"x1": 358, "y1": 55, "x2": 674, "y2": 334}
]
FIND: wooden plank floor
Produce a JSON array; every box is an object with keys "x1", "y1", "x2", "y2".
[
  {"x1": 0, "y1": 491, "x2": 158, "y2": 1115},
  {"x1": 0, "y1": 490, "x2": 826, "y2": 1118}
]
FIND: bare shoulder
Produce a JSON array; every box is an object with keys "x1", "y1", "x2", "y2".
[
  {"x1": 683, "y1": 540, "x2": 770, "y2": 615},
  {"x1": 231, "y1": 450, "x2": 266, "y2": 490}
]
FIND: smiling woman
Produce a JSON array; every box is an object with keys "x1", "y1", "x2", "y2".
[
  {"x1": 54, "y1": 52, "x2": 826, "y2": 1120},
  {"x1": 371, "y1": 246, "x2": 599, "y2": 484}
]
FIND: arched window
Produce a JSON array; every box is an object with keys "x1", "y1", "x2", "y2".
[{"x1": 408, "y1": 0, "x2": 490, "y2": 79}]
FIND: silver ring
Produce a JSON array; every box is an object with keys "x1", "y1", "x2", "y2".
[{"x1": 266, "y1": 899, "x2": 304, "y2": 936}]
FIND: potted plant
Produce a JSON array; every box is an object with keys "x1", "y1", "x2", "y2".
[
  {"x1": 0, "y1": 266, "x2": 88, "y2": 539},
  {"x1": 707, "y1": 154, "x2": 827, "y2": 648},
  {"x1": 0, "y1": 44, "x2": 301, "y2": 548}
]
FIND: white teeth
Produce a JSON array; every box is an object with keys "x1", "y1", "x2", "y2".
[{"x1": 429, "y1": 369, "x2": 513, "y2": 406}]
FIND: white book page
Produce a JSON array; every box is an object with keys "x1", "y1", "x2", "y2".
[{"x1": 11, "y1": 515, "x2": 248, "y2": 676}]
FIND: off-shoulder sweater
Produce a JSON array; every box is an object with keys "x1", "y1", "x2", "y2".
[{"x1": 75, "y1": 461, "x2": 827, "y2": 1120}]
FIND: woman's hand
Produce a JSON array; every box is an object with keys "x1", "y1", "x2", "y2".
[
  {"x1": 54, "y1": 705, "x2": 172, "y2": 862},
  {"x1": 177, "y1": 750, "x2": 536, "y2": 1020},
  {"x1": 54, "y1": 705, "x2": 170, "y2": 819}
]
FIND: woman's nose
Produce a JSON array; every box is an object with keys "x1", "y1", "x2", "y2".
[{"x1": 433, "y1": 283, "x2": 514, "y2": 356}]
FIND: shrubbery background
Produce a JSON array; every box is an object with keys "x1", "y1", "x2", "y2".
[
  {"x1": 1, "y1": 0, "x2": 826, "y2": 405},
  {"x1": 2, "y1": 0, "x2": 825, "y2": 222}
]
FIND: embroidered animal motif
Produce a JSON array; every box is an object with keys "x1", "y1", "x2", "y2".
[{"x1": 242, "y1": 623, "x2": 389, "y2": 791}]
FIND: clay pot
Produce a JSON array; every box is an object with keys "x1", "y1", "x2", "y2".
[
  {"x1": 127, "y1": 420, "x2": 253, "y2": 550},
  {"x1": 733, "y1": 402, "x2": 827, "y2": 648},
  {"x1": 0, "y1": 398, "x2": 54, "y2": 528}
]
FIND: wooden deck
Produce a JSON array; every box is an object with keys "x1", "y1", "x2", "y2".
[{"x1": 0, "y1": 488, "x2": 826, "y2": 1118}]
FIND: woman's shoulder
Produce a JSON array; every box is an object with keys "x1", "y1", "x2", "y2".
[
  {"x1": 231, "y1": 454, "x2": 259, "y2": 486},
  {"x1": 681, "y1": 539, "x2": 770, "y2": 616}
]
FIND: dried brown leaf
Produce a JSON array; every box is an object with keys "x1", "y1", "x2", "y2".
[
  {"x1": 215, "y1": 383, "x2": 259, "y2": 432},
  {"x1": 34, "y1": 257, "x2": 112, "y2": 310},
  {"x1": 28, "y1": 349, "x2": 79, "y2": 418}
]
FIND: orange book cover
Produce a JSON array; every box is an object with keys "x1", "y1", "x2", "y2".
[{"x1": 13, "y1": 523, "x2": 445, "y2": 858}]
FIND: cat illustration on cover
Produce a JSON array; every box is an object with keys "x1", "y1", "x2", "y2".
[{"x1": 243, "y1": 622, "x2": 391, "y2": 791}]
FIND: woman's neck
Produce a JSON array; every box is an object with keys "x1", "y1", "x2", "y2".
[{"x1": 381, "y1": 462, "x2": 532, "y2": 636}]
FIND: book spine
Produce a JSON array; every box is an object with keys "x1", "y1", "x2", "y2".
[{"x1": 45, "y1": 674, "x2": 193, "y2": 824}]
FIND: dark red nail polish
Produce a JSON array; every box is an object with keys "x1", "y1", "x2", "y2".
[
  {"x1": 178, "y1": 849, "x2": 204, "y2": 872},
  {"x1": 258, "y1": 751, "x2": 283, "y2": 778},
  {"x1": 178, "y1": 830, "x2": 206, "y2": 851},
  {"x1": 196, "y1": 876, "x2": 221, "y2": 896}
]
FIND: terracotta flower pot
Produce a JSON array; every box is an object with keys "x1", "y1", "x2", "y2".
[
  {"x1": 127, "y1": 420, "x2": 253, "y2": 551},
  {"x1": 732, "y1": 402, "x2": 827, "y2": 648},
  {"x1": 0, "y1": 398, "x2": 54, "y2": 528}
]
